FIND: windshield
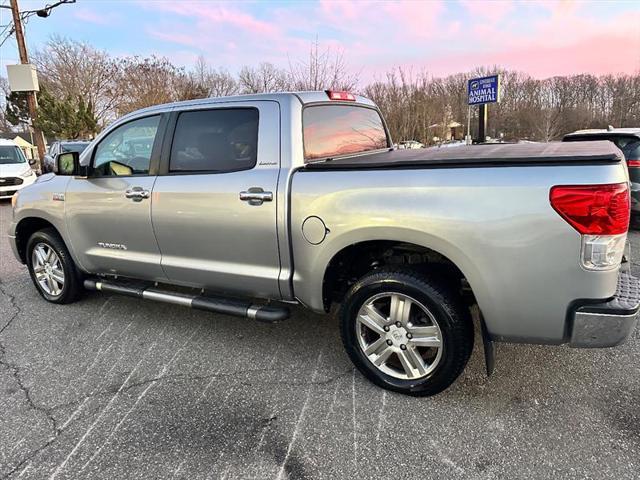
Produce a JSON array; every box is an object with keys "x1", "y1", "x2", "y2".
[
  {"x1": 303, "y1": 105, "x2": 389, "y2": 161},
  {"x1": 61, "y1": 143, "x2": 89, "y2": 154},
  {"x1": 0, "y1": 145, "x2": 27, "y2": 164}
]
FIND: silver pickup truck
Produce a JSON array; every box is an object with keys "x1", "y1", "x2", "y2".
[{"x1": 8, "y1": 91, "x2": 640, "y2": 396}]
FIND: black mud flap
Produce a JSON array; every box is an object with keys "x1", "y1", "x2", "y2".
[{"x1": 479, "y1": 313, "x2": 495, "y2": 376}]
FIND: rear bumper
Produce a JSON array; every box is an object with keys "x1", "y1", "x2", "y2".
[{"x1": 570, "y1": 272, "x2": 639, "y2": 347}]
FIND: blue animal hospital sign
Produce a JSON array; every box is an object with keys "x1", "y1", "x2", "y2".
[{"x1": 468, "y1": 75, "x2": 501, "y2": 105}]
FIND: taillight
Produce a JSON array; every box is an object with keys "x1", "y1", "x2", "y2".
[
  {"x1": 550, "y1": 183, "x2": 629, "y2": 235},
  {"x1": 326, "y1": 90, "x2": 355, "y2": 101},
  {"x1": 627, "y1": 159, "x2": 640, "y2": 167},
  {"x1": 550, "y1": 183, "x2": 630, "y2": 270}
]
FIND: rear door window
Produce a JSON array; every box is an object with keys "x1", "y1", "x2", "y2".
[
  {"x1": 170, "y1": 108, "x2": 259, "y2": 173},
  {"x1": 303, "y1": 105, "x2": 388, "y2": 161}
]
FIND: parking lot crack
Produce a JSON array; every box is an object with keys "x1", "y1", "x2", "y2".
[
  {"x1": 1, "y1": 434, "x2": 59, "y2": 480},
  {"x1": 0, "y1": 277, "x2": 21, "y2": 336},
  {"x1": 0, "y1": 362, "x2": 73, "y2": 480},
  {"x1": 0, "y1": 354, "x2": 61, "y2": 433},
  {"x1": 0, "y1": 280, "x2": 69, "y2": 479},
  {"x1": 0, "y1": 279, "x2": 59, "y2": 431}
]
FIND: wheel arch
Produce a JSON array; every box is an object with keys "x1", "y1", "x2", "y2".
[
  {"x1": 14, "y1": 216, "x2": 64, "y2": 264},
  {"x1": 315, "y1": 229, "x2": 487, "y2": 315}
]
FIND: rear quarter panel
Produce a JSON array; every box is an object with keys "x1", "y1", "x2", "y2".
[{"x1": 290, "y1": 163, "x2": 628, "y2": 344}]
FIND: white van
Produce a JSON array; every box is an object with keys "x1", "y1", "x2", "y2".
[{"x1": 0, "y1": 139, "x2": 36, "y2": 199}]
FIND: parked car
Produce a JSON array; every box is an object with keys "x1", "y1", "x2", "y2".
[
  {"x1": 398, "y1": 140, "x2": 424, "y2": 149},
  {"x1": 0, "y1": 139, "x2": 36, "y2": 200},
  {"x1": 43, "y1": 140, "x2": 90, "y2": 173},
  {"x1": 8, "y1": 91, "x2": 639, "y2": 396},
  {"x1": 563, "y1": 128, "x2": 640, "y2": 218}
]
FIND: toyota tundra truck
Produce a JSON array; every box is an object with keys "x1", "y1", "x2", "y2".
[{"x1": 8, "y1": 91, "x2": 640, "y2": 396}]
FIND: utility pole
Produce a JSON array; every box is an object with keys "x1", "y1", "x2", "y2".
[
  {"x1": 9, "y1": 0, "x2": 47, "y2": 171},
  {"x1": 477, "y1": 103, "x2": 487, "y2": 144}
]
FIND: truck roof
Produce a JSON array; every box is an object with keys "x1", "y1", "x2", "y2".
[
  {"x1": 0, "y1": 139, "x2": 18, "y2": 146},
  {"x1": 564, "y1": 128, "x2": 640, "y2": 138},
  {"x1": 121, "y1": 91, "x2": 376, "y2": 121}
]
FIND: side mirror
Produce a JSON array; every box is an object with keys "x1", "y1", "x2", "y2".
[
  {"x1": 28, "y1": 158, "x2": 36, "y2": 166},
  {"x1": 56, "y1": 152, "x2": 83, "y2": 176}
]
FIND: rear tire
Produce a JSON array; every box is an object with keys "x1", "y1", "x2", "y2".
[
  {"x1": 340, "y1": 269, "x2": 473, "y2": 396},
  {"x1": 26, "y1": 228, "x2": 83, "y2": 304}
]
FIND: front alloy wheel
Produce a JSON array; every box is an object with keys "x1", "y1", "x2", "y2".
[
  {"x1": 26, "y1": 228, "x2": 82, "y2": 304},
  {"x1": 31, "y1": 243, "x2": 65, "y2": 297}
]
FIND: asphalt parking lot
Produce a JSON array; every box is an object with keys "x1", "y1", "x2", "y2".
[{"x1": 0, "y1": 200, "x2": 639, "y2": 479}]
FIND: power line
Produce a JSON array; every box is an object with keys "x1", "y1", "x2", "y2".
[
  {"x1": 0, "y1": 1, "x2": 75, "y2": 21},
  {"x1": 0, "y1": 1, "x2": 75, "y2": 48}
]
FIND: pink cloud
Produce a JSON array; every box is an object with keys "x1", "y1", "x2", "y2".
[
  {"x1": 148, "y1": 2, "x2": 280, "y2": 38},
  {"x1": 138, "y1": 0, "x2": 639, "y2": 82},
  {"x1": 317, "y1": 0, "x2": 445, "y2": 40},
  {"x1": 73, "y1": 8, "x2": 118, "y2": 25},
  {"x1": 460, "y1": 0, "x2": 514, "y2": 21},
  {"x1": 146, "y1": 28, "x2": 201, "y2": 49}
]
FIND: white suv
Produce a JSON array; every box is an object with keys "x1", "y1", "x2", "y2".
[{"x1": 0, "y1": 139, "x2": 36, "y2": 199}]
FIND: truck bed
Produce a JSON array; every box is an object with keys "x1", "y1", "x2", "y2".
[{"x1": 304, "y1": 141, "x2": 622, "y2": 170}]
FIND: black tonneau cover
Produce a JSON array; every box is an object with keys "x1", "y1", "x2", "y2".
[{"x1": 304, "y1": 141, "x2": 622, "y2": 170}]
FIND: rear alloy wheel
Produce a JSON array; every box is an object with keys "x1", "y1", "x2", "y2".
[
  {"x1": 26, "y1": 228, "x2": 82, "y2": 304},
  {"x1": 340, "y1": 269, "x2": 473, "y2": 396},
  {"x1": 356, "y1": 292, "x2": 443, "y2": 380}
]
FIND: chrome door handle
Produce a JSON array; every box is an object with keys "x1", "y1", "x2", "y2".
[
  {"x1": 125, "y1": 187, "x2": 150, "y2": 201},
  {"x1": 239, "y1": 188, "x2": 273, "y2": 206}
]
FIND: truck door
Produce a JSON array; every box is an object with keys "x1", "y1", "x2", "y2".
[
  {"x1": 151, "y1": 101, "x2": 282, "y2": 299},
  {"x1": 65, "y1": 114, "x2": 168, "y2": 281}
]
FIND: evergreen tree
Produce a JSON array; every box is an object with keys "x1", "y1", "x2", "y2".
[{"x1": 5, "y1": 85, "x2": 98, "y2": 139}]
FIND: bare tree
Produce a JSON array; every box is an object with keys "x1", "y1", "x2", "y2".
[
  {"x1": 15, "y1": 35, "x2": 640, "y2": 141},
  {"x1": 535, "y1": 107, "x2": 563, "y2": 142},
  {"x1": 113, "y1": 56, "x2": 205, "y2": 115},
  {"x1": 0, "y1": 76, "x2": 12, "y2": 131},
  {"x1": 191, "y1": 56, "x2": 238, "y2": 97},
  {"x1": 33, "y1": 36, "x2": 119, "y2": 127},
  {"x1": 238, "y1": 63, "x2": 290, "y2": 93},
  {"x1": 289, "y1": 40, "x2": 358, "y2": 91}
]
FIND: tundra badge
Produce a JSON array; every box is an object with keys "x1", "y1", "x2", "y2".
[{"x1": 97, "y1": 242, "x2": 128, "y2": 250}]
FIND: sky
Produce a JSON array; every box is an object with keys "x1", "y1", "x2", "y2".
[{"x1": 0, "y1": 0, "x2": 639, "y2": 83}]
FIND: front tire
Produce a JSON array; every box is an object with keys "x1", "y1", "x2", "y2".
[
  {"x1": 340, "y1": 269, "x2": 473, "y2": 396},
  {"x1": 26, "y1": 228, "x2": 82, "y2": 304}
]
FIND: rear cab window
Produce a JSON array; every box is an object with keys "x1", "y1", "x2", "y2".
[{"x1": 303, "y1": 105, "x2": 389, "y2": 162}]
